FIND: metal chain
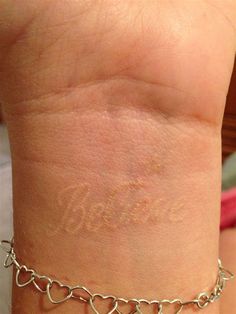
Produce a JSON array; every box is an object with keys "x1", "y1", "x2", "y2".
[{"x1": 0, "y1": 238, "x2": 234, "y2": 314}]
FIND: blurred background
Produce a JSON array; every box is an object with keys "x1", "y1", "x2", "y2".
[
  {"x1": 0, "y1": 62, "x2": 236, "y2": 313},
  {"x1": 222, "y1": 62, "x2": 236, "y2": 191}
]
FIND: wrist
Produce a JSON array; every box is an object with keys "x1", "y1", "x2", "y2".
[{"x1": 4, "y1": 82, "x2": 221, "y2": 313}]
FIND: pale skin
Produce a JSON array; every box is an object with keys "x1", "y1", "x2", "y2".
[{"x1": 0, "y1": 1, "x2": 236, "y2": 313}]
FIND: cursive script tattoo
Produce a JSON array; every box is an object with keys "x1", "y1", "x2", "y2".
[{"x1": 47, "y1": 179, "x2": 187, "y2": 236}]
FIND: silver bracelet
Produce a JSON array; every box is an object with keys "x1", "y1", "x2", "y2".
[{"x1": 1, "y1": 238, "x2": 234, "y2": 314}]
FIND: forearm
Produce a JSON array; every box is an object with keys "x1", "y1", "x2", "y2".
[{"x1": 4, "y1": 81, "x2": 221, "y2": 313}]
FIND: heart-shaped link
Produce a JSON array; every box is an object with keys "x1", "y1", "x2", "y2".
[
  {"x1": 0, "y1": 240, "x2": 233, "y2": 314},
  {"x1": 131, "y1": 299, "x2": 161, "y2": 314},
  {"x1": 90, "y1": 293, "x2": 119, "y2": 314},
  {"x1": 46, "y1": 280, "x2": 73, "y2": 304},
  {"x1": 221, "y1": 267, "x2": 234, "y2": 281},
  {"x1": 148, "y1": 300, "x2": 161, "y2": 314},
  {"x1": 134, "y1": 299, "x2": 150, "y2": 314},
  {"x1": 4, "y1": 253, "x2": 15, "y2": 268},
  {"x1": 33, "y1": 274, "x2": 52, "y2": 293},
  {"x1": 71, "y1": 285, "x2": 92, "y2": 302},
  {"x1": 16, "y1": 265, "x2": 35, "y2": 288},
  {"x1": 196, "y1": 293, "x2": 210, "y2": 309},
  {"x1": 158, "y1": 299, "x2": 184, "y2": 314},
  {"x1": 0, "y1": 240, "x2": 13, "y2": 253},
  {"x1": 115, "y1": 297, "x2": 139, "y2": 314}
]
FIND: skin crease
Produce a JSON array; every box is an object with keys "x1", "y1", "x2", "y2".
[{"x1": 0, "y1": 1, "x2": 235, "y2": 313}]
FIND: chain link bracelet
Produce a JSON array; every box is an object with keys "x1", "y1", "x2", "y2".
[{"x1": 0, "y1": 238, "x2": 234, "y2": 314}]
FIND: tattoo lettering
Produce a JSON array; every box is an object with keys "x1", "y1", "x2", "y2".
[{"x1": 47, "y1": 180, "x2": 187, "y2": 236}]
